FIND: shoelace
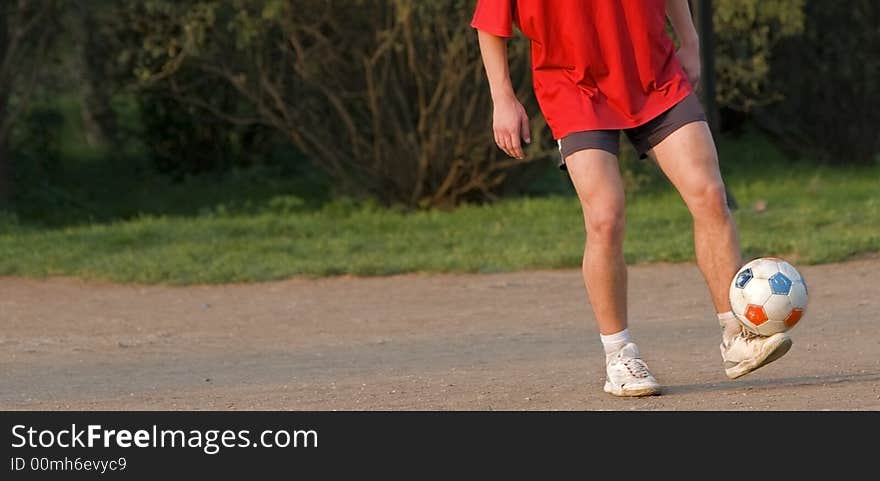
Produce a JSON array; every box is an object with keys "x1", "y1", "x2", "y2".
[
  {"x1": 737, "y1": 327, "x2": 762, "y2": 342},
  {"x1": 723, "y1": 326, "x2": 760, "y2": 349},
  {"x1": 621, "y1": 357, "x2": 652, "y2": 379}
]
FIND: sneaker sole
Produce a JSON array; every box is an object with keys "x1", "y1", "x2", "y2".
[
  {"x1": 725, "y1": 335, "x2": 792, "y2": 380},
  {"x1": 603, "y1": 381, "x2": 661, "y2": 397}
]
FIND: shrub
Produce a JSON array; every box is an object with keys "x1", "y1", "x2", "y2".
[
  {"x1": 127, "y1": 0, "x2": 550, "y2": 207},
  {"x1": 757, "y1": 0, "x2": 879, "y2": 164}
]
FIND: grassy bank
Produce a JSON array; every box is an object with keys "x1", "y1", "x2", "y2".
[{"x1": 1, "y1": 135, "x2": 877, "y2": 284}]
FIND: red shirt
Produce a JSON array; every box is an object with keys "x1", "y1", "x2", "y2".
[{"x1": 471, "y1": 0, "x2": 693, "y2": 139}]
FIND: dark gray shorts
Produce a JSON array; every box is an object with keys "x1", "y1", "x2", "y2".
[{"x1": 557, "y1": 93, "x2": 707, "y2": 171}]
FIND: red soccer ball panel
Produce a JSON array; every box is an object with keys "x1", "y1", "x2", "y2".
[
  {"x1": 744, "y1": 304, "x2": 768, "y2": 325},
  {"x1": 784, "y1": 308, "x2": 804, "y2": 328}
]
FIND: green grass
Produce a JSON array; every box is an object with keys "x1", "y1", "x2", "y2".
[{"x1": 1, "y1": 135, "x2": 878, "y2": 284}]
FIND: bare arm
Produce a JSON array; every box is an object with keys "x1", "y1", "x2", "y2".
[
  {"x1": 665, "y1": 0, "x2": 701, "y2": 89},
  {"x1": 477, "y1": 30, "x2": 530, "y2": 159}
]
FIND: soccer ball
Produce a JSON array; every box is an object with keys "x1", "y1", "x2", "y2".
[{"x1": 729, "y1": 257, "x2": 808, "y2": 336}]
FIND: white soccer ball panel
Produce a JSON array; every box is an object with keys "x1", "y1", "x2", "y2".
[
  {"x1": 789, "y1": 281, "x2": 808, "y2": 309},
  {"x1": 756, "y1": 319, "x2": 788, "y2": 336},
  {"x1": 777, "y1": 261, "x2": 803, "y2": 283},
  {"x1": 763, "y1": 293, "x2": 794, "y2": 322},
  {"x1": 729, "y1": 286, "x2": 748, "y2": 317},
  {"x1": 742, "y1": 277, "x2": 773, "y2": 305},
  {"x1": 749, "y1": 258, "x2": 781, "y2": 279},
  {"x1": 740, "y1": 258, "x2": 763, "y2": 270}
]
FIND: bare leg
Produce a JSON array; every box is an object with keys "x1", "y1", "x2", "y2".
[
  {"x1": 565, "y1": 149, "x2": 627, "y2": 335},
  {"x1": 649, "y1": 121, "x2": 741, "y2": 312}
]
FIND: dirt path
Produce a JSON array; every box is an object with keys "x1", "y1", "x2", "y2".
[{"x1": 2, "y1": 259, "x2": 878, "y2": 410}]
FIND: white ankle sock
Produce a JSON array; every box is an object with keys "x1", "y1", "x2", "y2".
[
  {"x1": 718, "y1": 311, "x2": 741, "y2": 343},
  {"x1": 600, "y1": 328, "x2": 633, "y2": 357}
]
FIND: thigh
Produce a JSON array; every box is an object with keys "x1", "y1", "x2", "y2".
[
  {"x1": 648, "y1": 121, "x2": 724, "y2": 198},
  {"x1": 564, "y1": 148, "x2": 626, "y2": 221},
  {"x1": 625, "y1": 93, "x2": 706, "y2": 159},
  {"x1": 558, "y1": 130, "x2": 620, "y2": 171}
]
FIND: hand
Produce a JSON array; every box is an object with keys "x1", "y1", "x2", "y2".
[
  {"x1": 676, "y1": 43, "x2": 701, "y2": 91},
  {"x1": 492, "y1": 95, "x2": 531, "y2": 159}
]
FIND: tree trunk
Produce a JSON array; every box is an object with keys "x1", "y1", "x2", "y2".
[
  {"x1": 691, "y1": 0, "x2": 737, "y2": 210},
  {"x1": 0, "y1": 1, "x2": 10, "y2": 203},
  {"x1": 69, "y1": 0, "x2": 116, "y2": 149},
  {"x1": 0, "y1": 131, "x2": 8, "y2": 206}
]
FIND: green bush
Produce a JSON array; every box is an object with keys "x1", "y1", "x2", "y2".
[
  {"x1": 713, "y1": 0, "x2": 805, "y2": 111},
  {"x1": 757, "y1": 0, "x2": 879, "y2": 164},
  {"x1": 5, "y1": 0, "x2": 876, "y2": 218},
  {"x1": 137, "y1": 89, "x2": 283, "y2": 175},
  {"x1": 113, "y1": 0, "x2": 551, "y2": 207}
]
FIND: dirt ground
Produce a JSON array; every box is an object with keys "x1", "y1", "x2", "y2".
[{"x1": 1, "y1": 258, "x2": 878, "y2": 411}]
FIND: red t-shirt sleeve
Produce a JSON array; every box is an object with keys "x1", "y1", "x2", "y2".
[{"x1": 470, "y1": 0, "x2": 515, "y2": 38}]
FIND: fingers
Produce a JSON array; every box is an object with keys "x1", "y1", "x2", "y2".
[
  {"x1": 509, "y1": 132, "x2": 524, "y2": 159},
  {"x1": 520, "y1": 111, "x2": 531, "y2": 145},
  {"x1": 494, "y1": 132, "x2": 514, "y2": 158},
  {"x1": 495, "y1": 128, "x2": 524, "y2": 159},
  {"x1": 492, "y1": 102, "x2": 529, "y2": 159}
]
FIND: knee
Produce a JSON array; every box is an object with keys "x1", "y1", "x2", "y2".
[
  {"x1": 689, "y1": 181, "x2": 730, "y2": 219},
  {"x1": 586, "y1": 208, "x2": 626, "y2": 244}
]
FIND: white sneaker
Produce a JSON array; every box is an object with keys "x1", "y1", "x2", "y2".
[
  {"x1": 721, "y1": 328, "x2": 792, "y2": 379},
  {"x1": 603, "y1": 343, "x2": 661, "y2": 397}
]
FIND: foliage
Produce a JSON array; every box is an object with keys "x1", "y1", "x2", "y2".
[
  {"x1": 756, "y1": 0, "x2": 880, "y2": 164},
  {"x1": 122, "y1": 0, "x2": 549, "y2": 207},
  {"x1": 2, "y1": 0, "x2": 877, "y2": 218},
  {"x1": 0, "y1": 0, "x2": 61, "y2": 202},
  {"x1": 713, "y1": 0, "x2": 805, "y2": 111}
]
